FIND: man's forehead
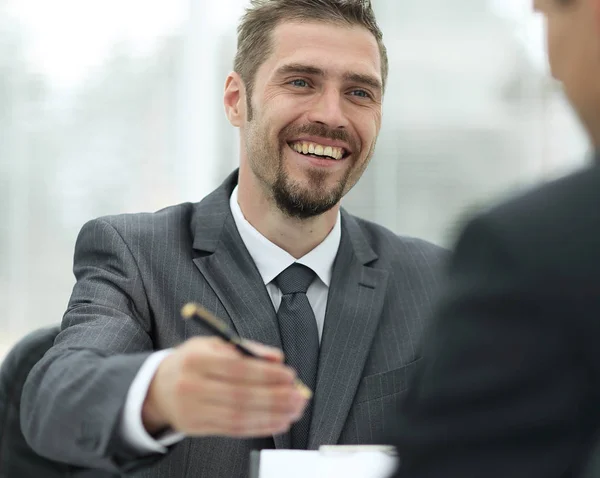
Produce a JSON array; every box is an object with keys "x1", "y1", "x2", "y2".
[
  {"x1": 266, "y1": 21, "x2": 382, "y2": 79},
  {"x1": 271, "y1": 21, "x2": 379, "y2": 54}
]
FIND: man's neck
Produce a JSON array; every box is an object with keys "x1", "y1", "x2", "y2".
[{"x1": 237, "y1": 177, "x2": 339, "y2": 260}]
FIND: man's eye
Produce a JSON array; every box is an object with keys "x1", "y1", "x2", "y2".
[
  {"x1": 290, "y1": 79, "x2": 309, "y2": 88},
  {"x1": 351, "y1": 89, "x2": 370, "y2": 98}
]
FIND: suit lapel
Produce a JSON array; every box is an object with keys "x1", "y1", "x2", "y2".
[
  {"x1": 189, "y1": 171, "x2": 290, "y2": 449},
  {"x1": 192, "y1": 215, "x2": 283, "y2": 349},
  {"x1": 308, "y1": 211, "x2": 388, "y2": 449}
]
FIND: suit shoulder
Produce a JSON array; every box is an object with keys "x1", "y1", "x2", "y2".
[
  {"x1": 81, "y1": 202, "x2": 197, "y2": 237},
  {"x1": 465, "y1": 165, "x2": 600, "y2": 273},
  {"x1": 483, "y1": 165, "x2": 600, "y2": 232},
  {"x1": 349, "y1": 214, "x2": 447, "y2": 265}
]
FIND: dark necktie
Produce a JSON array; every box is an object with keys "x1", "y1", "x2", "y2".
[{"x1": 274, "y1": 263, "x2": 319, "y2": 449}]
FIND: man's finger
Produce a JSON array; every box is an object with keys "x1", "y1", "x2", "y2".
[
  {"x1": 205, "y1": 355, "x2": 296, "y2": 385},
  {"x1": 242, "y1": 339, "x2": 284, "y2": 362},
  {"x1": 183, "y1": 402, "x2": 296, "y2": 437},
  {"x1": 191, "y1": 380, "x2": 307, "y2": 415}
]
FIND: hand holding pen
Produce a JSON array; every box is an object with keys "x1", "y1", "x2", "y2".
[
  {"x1": 140, "y1": 303, "x2": 310, "y2": 438},
  {"x1": 181, "y1": 302, "x2": 313, "y2": 399}
]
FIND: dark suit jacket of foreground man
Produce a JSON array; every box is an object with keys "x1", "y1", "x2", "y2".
[
  {"x1": 390, "y1": 162, "x2": 600, "y2": 478},
  {"x1": 20, "y1": 171, "x2": 445, "y2": 477}
]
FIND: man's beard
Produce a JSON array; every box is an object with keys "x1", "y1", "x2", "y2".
[
  {"x1": 271, "y1": 157, "x2": 349, "y2": 219},
  {"x1": 246, "y1": 122, "x2": 363, "y2": 219}
]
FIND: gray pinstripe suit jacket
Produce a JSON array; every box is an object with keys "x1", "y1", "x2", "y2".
[{"x1": 21, "y1": 170, "x2": 445, "y2": 477}]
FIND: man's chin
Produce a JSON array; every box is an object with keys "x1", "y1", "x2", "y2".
[
  {"x1": 273, "y1": 187, "x2": 340, "y2": 219},
  {"x1": 273, "y1": 163, "x2": 346, "y2": 216}
]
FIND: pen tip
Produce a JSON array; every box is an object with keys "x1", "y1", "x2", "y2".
[
  {"x1": 295, "y1": 380, "x2": 313, "y2": 399},
  {"x1": 181, "y1": 303, "x2": 198, "y2": 319}
]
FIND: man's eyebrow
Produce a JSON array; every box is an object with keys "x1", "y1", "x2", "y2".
[
  {"x1": 274, "y1": 63, "x2": 325, "y2": 77},
  {"x1": 274, "y1": 63, "x2": 382, "y2": 92},
  {"x1": 343, "y1": 72, "x2": 382, "y2": 92}
]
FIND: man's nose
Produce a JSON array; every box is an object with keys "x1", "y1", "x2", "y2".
[{"x1": 306, "y1": 88, "x2": 350, "y2": 130}]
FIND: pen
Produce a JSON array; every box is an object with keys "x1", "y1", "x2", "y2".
[{"x1": 180, "y1": 302, "x2": 313, "y2": 399}]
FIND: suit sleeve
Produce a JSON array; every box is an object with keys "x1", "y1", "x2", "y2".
[
  {"x1": 391, "y1": 213, "x2": 591, "y2": 478},
  {"x1": 21, "y1": 218, "x2": 168, "y2": 473}
]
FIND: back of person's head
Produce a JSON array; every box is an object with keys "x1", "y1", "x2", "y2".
[
  {"x1": 534, "y1": 0, "x2": 600, "y2": 145},
  {"x1": 233, "y1": 0, "x2": 388, "y2": 101}
]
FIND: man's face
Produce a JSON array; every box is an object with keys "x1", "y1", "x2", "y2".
[
  {"x1": 240, "y1": 21, "x2": 383, "y2": 219},
  {"x1": 534, "y1": 0, "x2": 600, "y2": 133}
]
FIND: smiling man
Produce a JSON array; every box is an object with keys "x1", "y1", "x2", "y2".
[{"x1": 20, "y1": 1, "x2": 445, "y2": 477}]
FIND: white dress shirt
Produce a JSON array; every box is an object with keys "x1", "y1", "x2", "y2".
[{"x1": 120, "y1": 186, "x2": 341, "y2": 453}]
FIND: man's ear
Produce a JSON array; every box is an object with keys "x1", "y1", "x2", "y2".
[
  {"x1": 585, "y1": 0, "x2": 600, "y2": 53},
  {"x1": 224, "y1": 72, "x2": 247, "y2": 127},
  {"x1": 594, "y1": 0, "x2": 600, "y2": 29}
]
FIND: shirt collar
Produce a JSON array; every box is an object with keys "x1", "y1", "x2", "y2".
[{"x1": 229, "y1": 185, "x2": 341, "y2": 287}]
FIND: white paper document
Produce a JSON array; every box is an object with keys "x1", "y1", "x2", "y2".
[{"x1": 256, "y1": 449, "x2": 397, "y2": 478}]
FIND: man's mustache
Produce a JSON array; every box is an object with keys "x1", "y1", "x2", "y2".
[{"x1": 280, "y1": 124, "x2": 358, "y2": 153}]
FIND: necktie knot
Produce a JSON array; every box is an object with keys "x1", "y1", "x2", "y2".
[{"x1": 274, "y1": 263, "x2": 315, "y2": 295}]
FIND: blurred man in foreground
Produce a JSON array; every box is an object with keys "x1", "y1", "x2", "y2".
[{"x1": 390, "y1": 0, "x2": 600, "y2": 476}]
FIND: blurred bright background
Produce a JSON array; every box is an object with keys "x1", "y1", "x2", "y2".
[{"x1": 0, "y1": 0, "x2": 591, "y2": 360}]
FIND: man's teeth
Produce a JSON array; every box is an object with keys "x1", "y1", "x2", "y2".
[{"x1": 290, "y1": 141, "x2": 345, "y2": 160}]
